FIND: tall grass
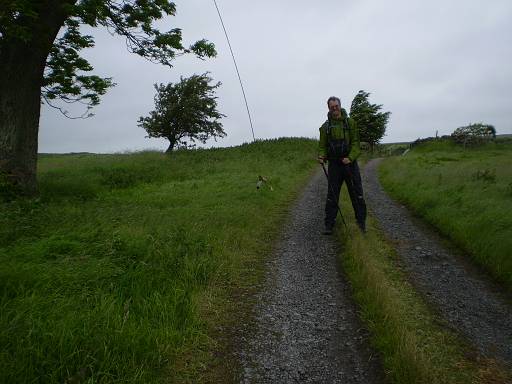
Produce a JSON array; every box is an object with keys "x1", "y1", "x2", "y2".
[
  {"x1": 379, "y1": 139, "x2": 512, "y2": 290},
  {"x1": 0, "y1": 138, "x2": 318, "y2": 383},
  {"x1": 339, "y1": 216, "x2": 509, "y2": 383}
]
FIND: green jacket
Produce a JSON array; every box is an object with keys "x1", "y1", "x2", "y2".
[{"x1": 318, "y1": 108, "x2": 361, "y2": 161}]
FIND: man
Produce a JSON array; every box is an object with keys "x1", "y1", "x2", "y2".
[{"x1": 318, "y1": 96, "x2": 367, "y2": 234}]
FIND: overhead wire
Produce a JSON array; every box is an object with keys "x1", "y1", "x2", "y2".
[{"x1": 212, "y1": 0, "x2": 255, "y2": 142}]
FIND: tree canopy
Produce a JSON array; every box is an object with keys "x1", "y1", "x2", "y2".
[
  {"x1": 1, "y1": 0, "x2": 216, "y2": 116},
  {"x1": 0, "y1": 0, "x2": 216, "y2": 194},
  {"x1": 138, "y1": 73, "x2": 226, "y2": 153},
  {"x1": 451, "y1": 123, "x2": 496, "y2": 146},
  {"x1": 349, "y1": 90, "x2": 391, "y2": 150}
]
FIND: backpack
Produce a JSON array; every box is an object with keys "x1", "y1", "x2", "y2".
[{"x1": 325, "y1": 116, "x2": 350, "y2": 160}]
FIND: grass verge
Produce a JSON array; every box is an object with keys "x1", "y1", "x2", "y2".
[
  {"x1": 338, "y1": 213, "x2": 510, "y2": 383},
  {"x1": 0, "y1": 138, "x2": 317, "y2": 383},
  {"x1": 378, "y1": 139, "x2": 512, "y2": 290}
]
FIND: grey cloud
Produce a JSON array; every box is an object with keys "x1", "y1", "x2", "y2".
[{"x1": 39, "y1": 0, "x2": 512, "y2": 153}]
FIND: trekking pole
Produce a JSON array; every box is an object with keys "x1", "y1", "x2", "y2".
[{"x1": 320, "y1": 162, "x2": 347, "y2": 229}]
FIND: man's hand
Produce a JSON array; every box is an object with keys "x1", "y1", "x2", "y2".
[
  {"x1": 342, "y1": 157, "x2": 351, "y2": 165},
  {"x1": 317, "y1": 156, "x2": 327, "y2": 164}
]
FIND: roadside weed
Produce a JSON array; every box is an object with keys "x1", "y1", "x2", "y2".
[
  {"x1": 0, "y1": 138, "x2": 317, "y2": 383},
  {"x1": 379, "y1": 140, "x2": 512, "y2": 290}
]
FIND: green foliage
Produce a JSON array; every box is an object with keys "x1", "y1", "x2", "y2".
[
  {"x1": 340, "y1": 220, "x2": 482, "y2": 384},
  {"x1": 350, "y1": 90, "x2": 391, "y2": 149},
  {"x1": 506, "y1": 182, "x2": 512, "y2": 197},
  {"x1": 138, "y1": 73, "x2": 226, "y2": 152},
  {"x1": 97, "y1": 164, "x2": 164, "y2": 189},
  {"x1": 0, "y1": 138, "x2": 318, "y2": 383},
  {"x1": 472, "y1": 169, "x2": 496, "y2": 184},
  {"x1": 407, "y1": 138, "x2": 458, "y2": 154},
  {"x1": 451, "y1": 123, "x2": 496, "y2": 147},
  {"x1": 1, "y1": 0, "x2": 216, "y2": 116},
  {"x1": 380, "y1": 141, "x2": 512, "y2": 290},
  {"x1": 373, "y1": 143, "x2": 410, "y2": 157},
  {"x1": 42, "y1": 18, "x2": 114, "y2": 117},
  {"x1": 0, "y1": 0, "x2": 38, "y2": 41}
]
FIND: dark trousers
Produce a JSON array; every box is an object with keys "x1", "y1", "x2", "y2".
[{"x1": 324, "y1": 160, "x2": 367, "y2": 229}]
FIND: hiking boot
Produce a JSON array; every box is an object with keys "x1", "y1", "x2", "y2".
[
  {"x1": 323, "y1": 225, "x2": 334, "y2": 235},
  {"x1": 358, "y1": 222, "x2": 366, "y2": 234}
]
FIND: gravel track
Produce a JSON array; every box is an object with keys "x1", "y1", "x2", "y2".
[
  {"x1": 363, "y1": 158, "x2": 512, "y2": 367},
  {"x1": 238, "y1": 170, "x2": 383, "y2": 383}
]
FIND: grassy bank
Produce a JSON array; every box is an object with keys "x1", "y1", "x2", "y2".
[
  {"x1": 378, "y1": 139, "x2": 512, "y2": 290},
  {"x1": 0, "y1": 138, "x2": 317, "y2": 383},
  {"x1": 338, "y1": 214, "x2": 509, "y2": 383}
]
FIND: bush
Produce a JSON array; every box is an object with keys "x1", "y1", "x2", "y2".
[
  {"x1": 451, "y1": 123, "x2": 496, "y2": 147},
  {"x1": 410, "y1": 136, "x2": 452, "y2": 149}
]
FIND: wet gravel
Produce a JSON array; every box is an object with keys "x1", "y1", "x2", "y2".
[
  {"x1": 364, "y1": 158, "x2": 512, "y2": 367},
  {"x1": 238, "y1": 171, "x2": 383, "y2": 383}
]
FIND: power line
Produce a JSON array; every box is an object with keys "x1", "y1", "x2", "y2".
[{"x1": 212, "y1": 0, "x2": 255, "y2": 142}]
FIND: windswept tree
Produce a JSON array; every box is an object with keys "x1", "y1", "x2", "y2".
[
  {"x1": 138, "y1": 73, "x2": 226, "y2": 153},
  {"x1": 0, "y1": 1, "x2": 215, "y2": 195},
  {"x1": 350, "y1": 90, "x2": 391, "y2": 151},
  {"x1": 451, "y1": 123, "x2": 496, "y2": 147}
]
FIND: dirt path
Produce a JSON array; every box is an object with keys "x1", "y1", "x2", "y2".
[
  {"x1": 363, "y1": 159, "x2": 512, "y2": 368},
  {"x1": 238, "y1": 171, "x2": 383, "y2": 383}
]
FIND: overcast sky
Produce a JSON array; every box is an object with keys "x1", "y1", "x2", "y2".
[{"x1": 39, "y1": 0, "x2": 512, "y2": 153}]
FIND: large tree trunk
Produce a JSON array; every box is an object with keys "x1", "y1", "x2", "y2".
[
  {"x1": 165, "y1": 138, "x2": 177, "y2": 154},
  {"x1": 0, "y1": 44, "x2": 46, "y2": 195},
  {"x1": 0, "y1": 2, "x2": 71, "y2": 195}
]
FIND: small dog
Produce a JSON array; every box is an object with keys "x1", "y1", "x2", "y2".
[{"x1": 256, "y1": 175, "x2": 273, "y2": 191}]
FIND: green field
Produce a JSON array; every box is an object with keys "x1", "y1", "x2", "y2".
[
  {"x1": 337, "y1": 152, "x2": 511, "y2": 383},
  {"x1": 379, "y1": 139, "x2": 512, "y2": 290},
  {"x1": 340, "y1": 219, "x2": 481, "y2": 384},
  {"x1": 3, "y1": 137, "x2": 510, "y2": 383},
  {"x1": 0, "y1": 138, "x2": 317, "y2": 383}
]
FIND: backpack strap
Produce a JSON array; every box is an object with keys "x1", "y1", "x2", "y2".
[{"x1": 326, "y1": 116, "x2": 349, "y2": 142}]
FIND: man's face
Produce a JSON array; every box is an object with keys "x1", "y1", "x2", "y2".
[{"x1": 328, "y1": 100, "x2": 342, "y2": 119}]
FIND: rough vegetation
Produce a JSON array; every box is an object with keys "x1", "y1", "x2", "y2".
[
  {"x1": 0, "y1": 138, "x2": 317, "y2": 383},
  {"x1": 1, "y1": 0, "x2": 215, "y2": 193},
  {"x1": 349, "y1": 90, "x2": 391, "y2": 151},
  {"x1": 410, "y1": 123, "x2": 497, "y2": 149},
  {"x1": 379, "y1": 139, "x2": 512, "y2": 290},
  {"x1": 362, "y1": 159, "x2": 511, "y2": 382},
  {"x1": 3, "y1": 137, "x2": 511, "y2": 383},
  {"x1": 451, "y1": 123, "x2": 496, "y2": 146},
  {"x1": 138, "y1": 73, "x2": 226, "y2": 153}
]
